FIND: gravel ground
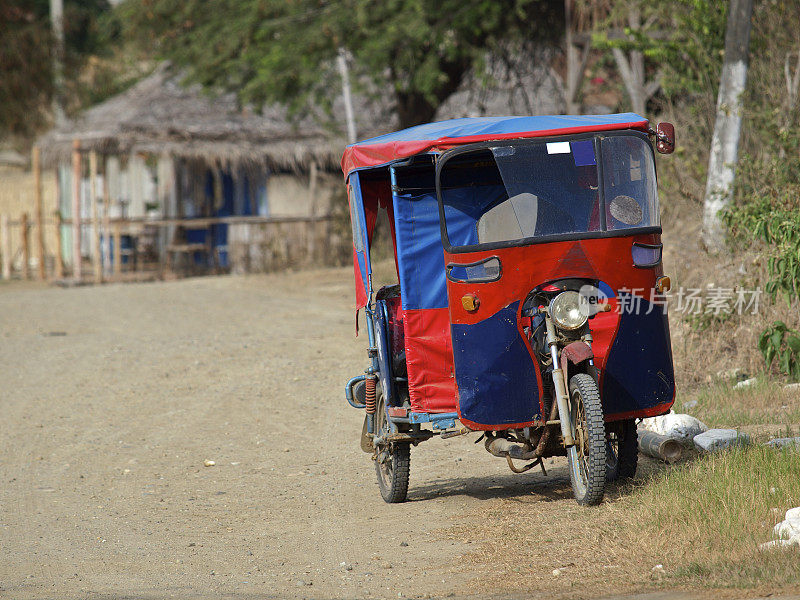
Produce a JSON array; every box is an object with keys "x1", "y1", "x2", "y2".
[
  {"x1": 0, "y1": 269, "x2": 550, "y2": 600},
  {"x1": 2, "y1": 269, "x2": 792, "y2": 600}
]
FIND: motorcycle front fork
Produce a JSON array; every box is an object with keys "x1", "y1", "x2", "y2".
[
  {"x1": 543, "y1": 319, "x2": 601, "y2": 449},
  {"x1": 542, "y1": 311, "x2": 574, "y2": 447}
]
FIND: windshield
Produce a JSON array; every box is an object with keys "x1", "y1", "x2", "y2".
[{"x1": 438, "y1": 133, "x2": 658, "y2": 249}]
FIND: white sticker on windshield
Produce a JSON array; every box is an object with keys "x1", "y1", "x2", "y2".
[{"x1": 546, "y1": 141, "x2": 571, "y2": 154}]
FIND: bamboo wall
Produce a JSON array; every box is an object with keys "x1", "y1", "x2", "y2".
[{"x1": 0, "y1": 165, "x2": 59, "y2": 275}]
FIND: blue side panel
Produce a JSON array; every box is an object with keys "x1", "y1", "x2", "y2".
[
  {"x1": 451, "y1": 302, "x2": 541, "y2": 426},
  {"x1": 350, "y1": 172, "x2": 372, "y2": 295},
  {"x1": 390, "y1": 167, "x2": 448, "y2": 310},
  {"x1": 601, "y1": 296, "x2": 675, "y2": 415}
]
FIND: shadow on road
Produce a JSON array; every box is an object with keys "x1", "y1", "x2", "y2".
[{"x1": 406, "y1": 454, "x2": 674, "y2": 505}]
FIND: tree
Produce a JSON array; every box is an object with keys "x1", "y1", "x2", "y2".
[
  {"x1": 0, "y1": 0, "x2": 112, "y2": 142},
  {"x1": 591, "y1": 0, "x2": 728, "y2": 119},
  {"x1": 118, "y1": 0, "x2": 563, "y2": 129},
  {"x1": 701, "y1": 0, "x2": 753, "y2": 254},
  {"x1": 0, "y1": 1, "x2": 53, "y2": 139}
]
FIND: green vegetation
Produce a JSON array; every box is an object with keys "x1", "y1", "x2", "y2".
[
  {"x1": 0, "y1": 0, "x2": 114, "y2": 141},
  {"x1": 617, "y1": 445, "x2": 800, "y2": 588},
  {"x1": 116, "y1": 0, "x2": 562, "y2": 128},
  {"x1": 759, "y1": 322, "x2": 800, "y2": 381},
  {"x1": 678, "y1": 377, "x2": 800, "y2": 427}
]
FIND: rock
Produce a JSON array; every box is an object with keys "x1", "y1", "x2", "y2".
[
  {"x1": 552, "y1": 569, "x2": 561, "y2": 577},
  {"x1": 400, "y1": 541, "x2": 408, "y2": 547},
  {"x1": 733, "y1": 377, "x2": 757, "y2": 390},
  {"x1": 693, "y1": 429, "x2": 749, "y2": 452},
  {"x1": 774, "y1": 507, "x2": 800, "y2": 540},
  {"x1": 716, "y1": 368, "x2": 746, "y2": 381},
  {"x1": 640, "y1": 413, "x2": 707, "y2": 444},
  {"x1": 650, "y1": 564, "x2": 666, "y2": 580},
  {"x1": 784, "y1": 383, "x2": 800, "y2": 392},
  {"x1": 758, "y1": 539, "x2": 796, "y2": 551},
  {"x1": 766, "y1": 437, "x2": 800, "y2": 450},
  {"x1": 682, "y1": 400, "x2": 698, "y2": 409},
  {"x1": 761, "y1": 508, "x2": 800, "y2": 551},
  {"x1": 203, "y1": 459, "x2": 215, "y2": 467}
]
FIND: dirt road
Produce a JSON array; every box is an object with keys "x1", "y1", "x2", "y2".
[
  {"x1": 7, "y1": 269, "x2": 792, "y2": 600},
  {"x1": 2, "y1": 269, "x2": 585, "y2": 600}
]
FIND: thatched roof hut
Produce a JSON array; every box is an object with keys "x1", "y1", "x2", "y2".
[
  {"x1": 38, "y1": 63, "x2": 349, "y2": 173},
  {"x1": 38, "y1": 49, "x2": 568, "y2": 173}
]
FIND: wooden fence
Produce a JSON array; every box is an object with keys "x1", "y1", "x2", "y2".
[
  {"x1": 1, "y1": 146, "x2": 351, "y2": 284},
  {"x1": 0, "y1": 213, "x2": 349, "y2": 283}
]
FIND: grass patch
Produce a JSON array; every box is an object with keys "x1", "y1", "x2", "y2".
[
  {"x1": 614, "y1": 445, "x2": 800, "y2": 589},
  {"x1": 454, "y1": 445, "x2": 800, "y2": 597},
  {"x1": 677, "y1": 377, "x2": 800, "y2": 427}
]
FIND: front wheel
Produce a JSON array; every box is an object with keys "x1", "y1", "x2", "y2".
[
  {"x1": 567, "y1": 373, "x2": 607, "y2": 505},
  {"x1": 374, "y1": 393, "x2": 411, "y2": 503}
]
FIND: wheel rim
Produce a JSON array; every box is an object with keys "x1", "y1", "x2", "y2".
[
  {"x1": 375, "y1": 399, "x2": 394, "y2": 487},
  {"x1": 568, "y1": 389, "x2": 590, "y2": 496}
]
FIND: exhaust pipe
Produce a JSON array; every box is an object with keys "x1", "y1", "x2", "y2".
[{"x1": 485, "y1": 435, "x2": 539, "y2": 461}]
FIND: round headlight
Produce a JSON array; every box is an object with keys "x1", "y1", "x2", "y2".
[{"x1": 549, "y1": 291, "x2": 589, "y2": 331}]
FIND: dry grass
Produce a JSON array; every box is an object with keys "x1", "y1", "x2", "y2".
[
  {"x1": 677, "y1": 377, "x2": 800, "y2": 428},
  {"x1": 449, "y1": 447, "x2": 800, "y2": 598}
]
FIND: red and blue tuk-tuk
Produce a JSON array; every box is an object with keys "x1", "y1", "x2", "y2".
[{"x1": 342, "y1": 114, "x2": 676, "y2": 505}]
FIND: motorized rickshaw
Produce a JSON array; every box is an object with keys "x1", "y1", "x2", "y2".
[{"x1": 342, "y1": 114, "x2": 676, "y2": 505}]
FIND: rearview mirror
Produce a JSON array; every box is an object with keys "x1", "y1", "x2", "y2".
[{"x1": 656, "y1": 122, "x2": 675, "y2": 154}]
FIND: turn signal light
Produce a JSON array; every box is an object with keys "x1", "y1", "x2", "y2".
[
  {"x1": 656, "y1": 275, "x2": 671, "y2": 293},
  {"x1": 461, "y1": 294, "x2": 480, "y2": 312}
]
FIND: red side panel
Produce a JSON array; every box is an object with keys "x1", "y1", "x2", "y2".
[
  {"x1": 353, "y1": 248, "x2": 367, "y2": 308},
  {"x1": 403, "y1": 307, "x2": 457, "y2": 413}
]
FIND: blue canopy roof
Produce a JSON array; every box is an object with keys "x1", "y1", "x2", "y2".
[{"x1": 341, "y1": 113, "x2": 649, "y2": 177}]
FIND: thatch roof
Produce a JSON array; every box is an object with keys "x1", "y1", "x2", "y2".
[
  {"x1": 38, "y1": 63, "x2": 351, "y2": 172},
  {"x1": 39, "y1": 49, "x2": 570, "y2": 173}
]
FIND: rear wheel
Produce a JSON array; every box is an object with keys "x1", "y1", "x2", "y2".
[
  {"x1": 606, "y1": 419, "x2": 638, "y2": 481},
  {"x1": 374, "y1": 393, "x2": 410, "y2": 503},
  {"x1": 566, "y1": 373, "x2": 607, "y2": 506}
]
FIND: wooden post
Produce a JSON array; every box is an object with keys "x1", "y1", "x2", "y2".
[
  {"x1": 21, "y1": 213, "x2": 30, "y2": 279},
  {"x1": 54, "y1": 211, "x2": 64, "y2": 278},
  {"x1": 71, "y1": 139, "x2": 82, "y2": 279},
  {"x1": 336, "y1": 48, "x2": 357, "y2": 144},
  {"x1": 89, "y1": 150, "x2": 101, "y2": 283},
  {"x1": 32, "y1": 146, "x2": 46, "y2": 280},
  {"x1": 307, "y1": 161, "x2": 318, "y2": 262},
  {"x1": 102, "y1": 156, "x2": 111, "y2": 277},
  {"x1": 0, "y1": 215, "x2": 10, "y2": 279},
  {"x1": 113, "y1": 221, "x2": 121, "y2": 279}
]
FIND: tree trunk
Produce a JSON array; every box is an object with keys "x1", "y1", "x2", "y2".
[
  {"x1": 393, "y1": 58, "x2": 468, "y2": 129},
  {"x1": 564, "y1": 0, "x2": 590, "y2": 114},
  {"x1": 395, "y1": 91, "x2": 438, "y2": 129},
  {"x1": 610, "y1": 6, "x2": 661, "y2": 116},
  {"x1": 702, "y1": 0, "x2": 754, "y2": 254}
]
